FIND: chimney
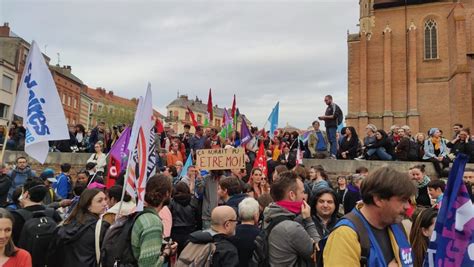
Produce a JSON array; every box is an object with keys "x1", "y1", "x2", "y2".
[
  {"x1": 0, "y1": 22, "x2": 10, "y2": 37},
  {"x1": 108, "y1": 91, "x2": 114, "y2": 96}
]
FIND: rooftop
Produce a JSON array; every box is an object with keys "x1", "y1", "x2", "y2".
[{"x1": 49, "y1": 64, "x2": 84, "y2": 85}]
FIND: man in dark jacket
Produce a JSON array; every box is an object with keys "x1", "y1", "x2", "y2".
[
  {"x1": 218, "y1": 176, "x2": 247, "y2": 214},
  {"x1": 185, "y1": 205, "x2": 239, "y2": 267},
  {"x1": 7, "y1": 156, "x2": 36, "y2": 200},
  {"x1": 12, "y1": 178, "x2": 62, "y2": 245},
  {"x1": 318, "y1": 95, "x2": 343, "y2": 158},
  {"x1": 232, "y1": 198, "x2": 261, "y2": 267}
]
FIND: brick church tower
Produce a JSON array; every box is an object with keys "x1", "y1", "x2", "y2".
[{"x1": 347, "y1": 0, "x2": 474, "y2": 136}]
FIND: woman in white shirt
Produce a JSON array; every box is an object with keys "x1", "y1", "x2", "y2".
[{"x1": 87, "y1": 141, "x2": 107, "y2": 175}]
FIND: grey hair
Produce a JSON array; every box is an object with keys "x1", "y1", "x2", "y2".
[{"x1": 238, "y1": 197, "x2": 260, "y2": 221}]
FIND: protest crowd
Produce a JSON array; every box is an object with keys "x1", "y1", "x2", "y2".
[{"x1": 0, "y1": 93, "x2": 473, "y2": 267}]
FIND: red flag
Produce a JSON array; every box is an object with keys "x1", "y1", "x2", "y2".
[
  {"x1": 253, "y1": 141, "x2": 268, "y2": 176},
  {"x1": 106, "y1": 157, "x2": 121, "y2": 188},
  {"x1": 187, "y1": 106, "x2": 199, "y2": 127},
  {"x1": 231, "y1": 94, "x2": 236, "y2": 118},
  {"x1": 207, "y1": 88, "x2": 213, "y2": 121},
  {"x1": 155, "y1": 119, "x2": 164, "y2": 134}
]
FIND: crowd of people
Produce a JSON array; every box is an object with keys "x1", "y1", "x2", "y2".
[
  {"x1": 0, "y1": 94, "x2": 473, "y2": 266},
  {"x1": 0, "y1": 151, "x2": 473, "y2": 266}
]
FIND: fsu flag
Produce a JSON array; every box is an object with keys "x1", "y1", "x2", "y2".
[
  {"x1": 253, "y1": 141, "x2": 267, "y2": 176},
  {"x1": 106, "y1": 127, "x2": 131, "y2": 188},
  {"x1": 424, "y1": 153, "x2": 474, "y2": 266}
]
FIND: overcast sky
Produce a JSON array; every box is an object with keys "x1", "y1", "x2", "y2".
[{"x1": 1, "y1": 0, "x2": 359, "y2": 129}]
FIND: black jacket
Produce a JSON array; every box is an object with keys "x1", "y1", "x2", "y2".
[
  {"x1": 277, "y1": 152, "x2": 296, "y2": 169},
  {"x1": 225, "y1": 193, "x2": 248, "y2": 215},
  {"x1": 231, "y1": 224, "x2": 260, "y2": 267},
  {"x1": 188, "y1": 230, "x2": 239, "y2": 267},
  {"x1": 447, "y1": 140, "x2": 474, "y2": 161},
  {"x1": 169, "y1": 195, "x2": 198, "y2": 228},
  {"x1": 59, "y1": 215, "x2": 109, "y2": 267},
  {"x1": 0, "y1": 174, "x2": 11, "y2": 205}
]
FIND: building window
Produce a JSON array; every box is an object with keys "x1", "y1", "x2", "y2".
[
  {"x1": 73, "y1": 98, "x2": 77, "y2": 108},
  {"x1": 68, "y1": 96, "x2": 71, "y2": 106},
  {"x1": 197, "y1": 114, "x2": 202, "y2": 123},
  {"x1": 0, "y1": 103, "x2": 9, "y2": 118},
  {"x1": 62, "y1": 94, "x2": 66, "y2": 104},
  {"x1": 185, "y1": 112, "x2": 190, "y2": 121},
  {"x1": 215, "y1": 119, "x2": 220, "y2": 126},
  {"x1": 2, "y1": 75, "x2": 13, "y2": 92},
  {"x1": 424, "y1": 19, "x2": 438, "y2": 60}
]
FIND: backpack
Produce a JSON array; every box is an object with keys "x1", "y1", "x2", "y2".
[
  {"x1": 176, "y1": 231, "x2": 216, "y2": 267},
  {"x1": 249, "y1": 215, "x2": 293, "y2": 267},
  {"x1": 316, "y1": 211, "x2": 370, "y2": 267},
  {"x1": 14, "y1": 208, "x2": 57, "y2": 267},
  {"x1": 100, "y1": 210, "x2": 155, "y2": 267},
  {"x1": 333, "y1": 103, "x2": 344, "y2": 126}
]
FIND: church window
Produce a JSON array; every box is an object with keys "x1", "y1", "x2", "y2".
[{"x1": 424, "y1": 19, "x2": 438, "y2": 59}]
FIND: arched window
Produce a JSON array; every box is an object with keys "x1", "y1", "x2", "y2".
[{"x1": 424, "y1": 19, "x2": 438, "y2": 59}]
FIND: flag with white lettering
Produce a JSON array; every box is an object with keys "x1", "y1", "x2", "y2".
[
  {"x1": 253, "y1": 141, "x2": 267, "y2": 176},
  {"x1": 13, "y1": 41, "x2": 69, "y2": 164},
  {"x1": 423, "y1": 153, "x2": 474, "y2": 266},
  {"x1": 125, "y1": 85, "x2": 155, "y2": 211}
]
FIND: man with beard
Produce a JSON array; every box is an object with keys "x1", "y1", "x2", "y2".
[
  {"x1": 323, "y1": 167, "x2": 417, "y2": 267},
  {"x1": 7, "y1": 157, "x2": 36, "y2": 200},
  {"x1": 131, "y1": 174, "x2": 177, "y2": 265}
]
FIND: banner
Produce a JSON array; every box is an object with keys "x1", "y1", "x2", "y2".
[
  {"x1": 125, "y1": 85, "x2": 154, "y2": 211},
  {"x1": 196, "y1": 148, "x2": 245, "y2": 170},
  {"x1": 13, "y1": 41, "x2": 69, "y2": 163},
  {"x1": 424, "y1": 153, "x2": 474, "y2": 266},
  {"x1": 106, "y1": 127, "x2": 131, "y2": 188}
]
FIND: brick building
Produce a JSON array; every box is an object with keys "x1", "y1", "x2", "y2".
[
  {"x1": 347, "y1": 0, "x2": 474, "y2": 135},
  {"x1": 85, "y1": 87, "x2": 138, "y2": 129},
  {"x1": 0, "y1": 23, "x2": 43, "y2": 126},
  {"x1": 50, "y1": 65, "x2": 83, "y2": 126}
]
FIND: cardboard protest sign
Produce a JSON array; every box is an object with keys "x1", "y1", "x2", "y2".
[{"x1": 196, "y1": 148, "x2": 245, "y2": 170}]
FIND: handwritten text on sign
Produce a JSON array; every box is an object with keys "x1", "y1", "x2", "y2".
[{"x1": 196, "y1": 148, "x2": 245, "y2": 170}]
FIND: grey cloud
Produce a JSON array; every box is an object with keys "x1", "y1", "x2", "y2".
[{"x1": 3, "y1": 0, "x2": 359, "y2": 129}]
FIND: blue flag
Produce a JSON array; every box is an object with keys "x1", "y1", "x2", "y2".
[
  {"x1": 267, "y1": 102, "x2": 279, "y2": 138},
  {"x1": 179, "y1": 153, "x2": 193, "y2": 178},
  {"x1": 424, "y1": 153, "x2": 474, "y2": 267}
]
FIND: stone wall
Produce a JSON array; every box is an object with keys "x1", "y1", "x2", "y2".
[{"x1": 4, "y1": 150, "x2": 473, "y2": 183}]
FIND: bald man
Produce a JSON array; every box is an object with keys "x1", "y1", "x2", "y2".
[{"x1": 179, "y1": 206, "x2": 239, "y2": 266}]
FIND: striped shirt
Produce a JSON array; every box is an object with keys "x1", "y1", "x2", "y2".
[{"x1": 131, "y1": 207, "x2": 164, "y2": 267}]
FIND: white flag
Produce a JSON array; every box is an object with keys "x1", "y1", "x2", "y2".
[
  {"x1": 125, "y1": 84, "x2": 154, "y2": 211},
  {"x1": 13, "y1": 41, "x2": 68, "y2": 164}
]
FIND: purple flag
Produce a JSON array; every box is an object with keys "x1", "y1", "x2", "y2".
[
  {"x1": 424, "y1": 153, "x2": 474, "y2": 267},
  {"x1": 240, "y1": 115, "x2": 251, "y2": 146},
  {"x1": 109, "y1": 127, "x2": 131, "y2": 171}
]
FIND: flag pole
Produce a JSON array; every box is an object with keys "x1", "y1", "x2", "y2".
[{"x1": 0, "y1": 102, "x2": 17, "y2": 164}]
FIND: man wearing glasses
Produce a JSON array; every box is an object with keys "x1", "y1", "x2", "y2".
[{"x1": 182, "y1": 205, "x2": 239, "y2": 266}]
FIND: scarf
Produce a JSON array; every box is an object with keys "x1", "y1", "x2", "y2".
[
  {"x1": 417, "y1": 175, "x2": 431, "y2": 189},
  {"x1": 431, "y1": 136, "x2": 441, "y2": 150},
  {"x1": 276, "y1": 200, "x2": 303, "y2": 215}
]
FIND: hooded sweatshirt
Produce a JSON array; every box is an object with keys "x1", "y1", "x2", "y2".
[{"x1": 263, "y1": 203, "x2": 318, "y2": 267}]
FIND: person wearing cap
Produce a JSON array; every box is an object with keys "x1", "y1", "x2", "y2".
[
  {"x1": 423, "y1": 128, "x2": 449, "y2": 177},
  {"x1": 40, "y1": 168, "x2": 72, "y2": 209}
]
